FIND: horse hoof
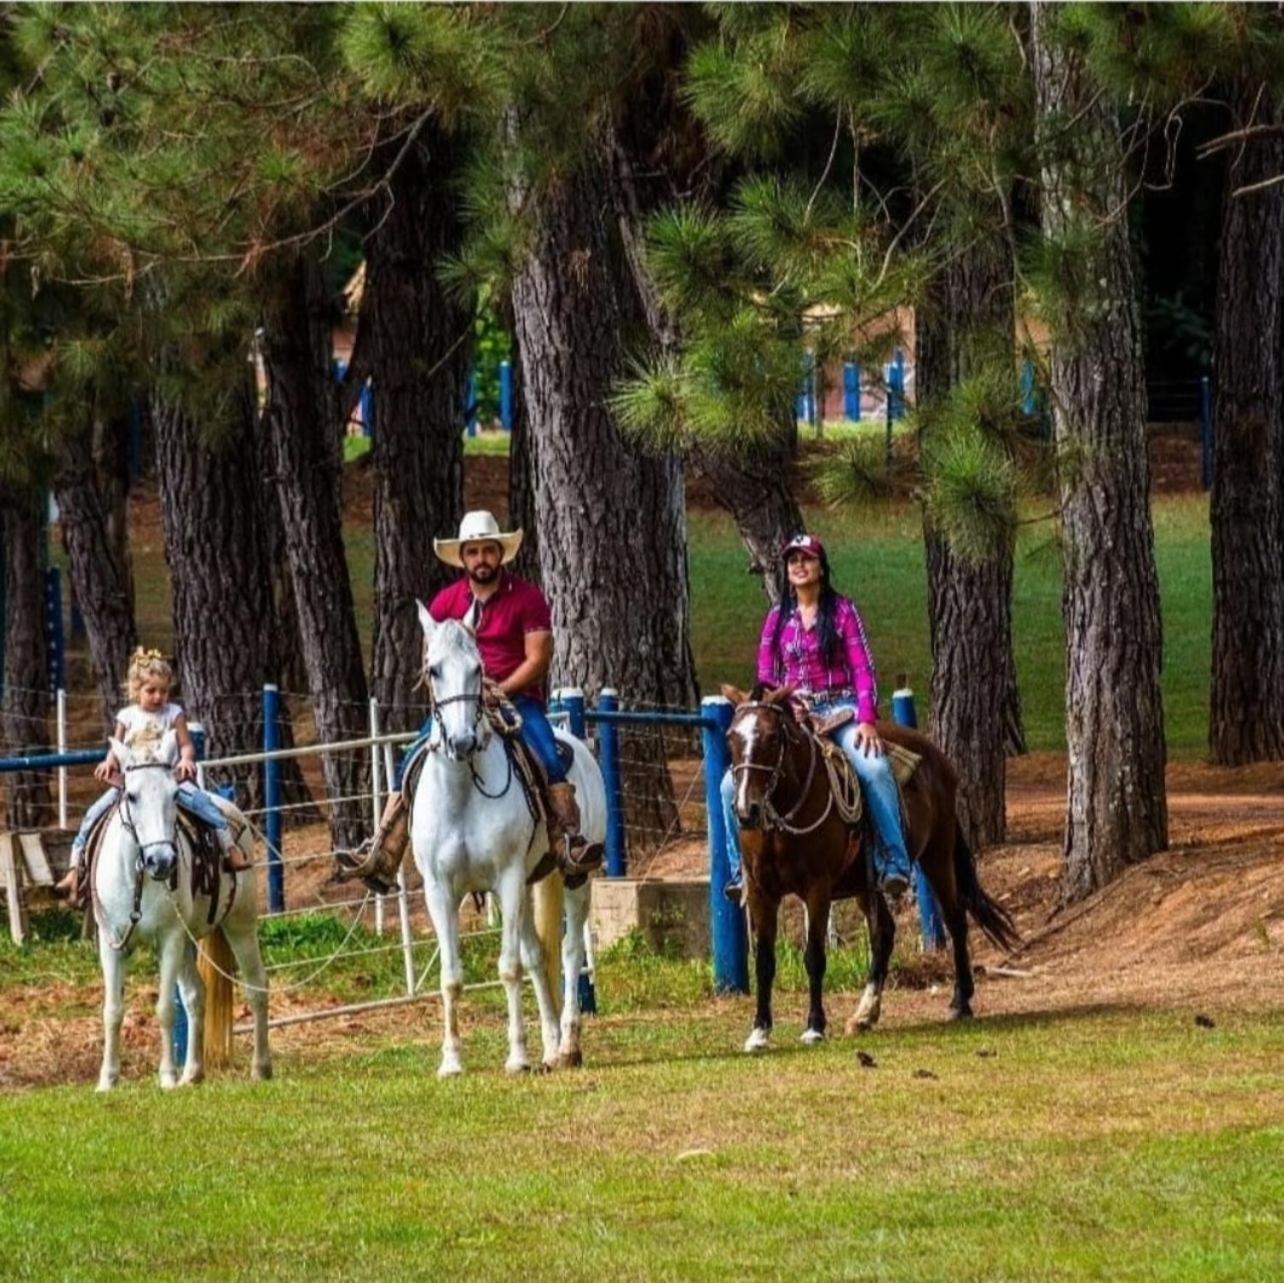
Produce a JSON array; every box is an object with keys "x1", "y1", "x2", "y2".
[
  {"x1": 179, "y1": 1070, "x2": 205, "y2": 1087},
  {"x1": 947, "y1": 1005, "x2": 974, "y2": 1022},
  {"x1": 159, "y1": 1075, "x2": 178, "y2": 1091},
  {"x1": 800, "y1": 1029, "x2": 825, "y2": 1046},
  {"x1": 743, "y1": 1029, "x2": 770, "y2": 1054},
  {"x1": 505, "y1": 1060, "x2": 532, "y2": 1076},
  {"x1": 438, "y1": 1060, "x2": 464, "y2": 1079},
  {"x1": 533, "y1": 1061, "x2": 554, "y2": 1076},
  {"x1": 95, "y1": 1077, "x2": 116, "y2": 1094},
  {"x1": 557, "y1": 1048, "x2": 584, "y2": 1070}
]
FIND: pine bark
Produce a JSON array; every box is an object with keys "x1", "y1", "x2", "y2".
[
  {"x1": 1, "y1": 487, "x2": 52, "y2": 827},
  {"x1": 505, "y1": 338, "x2": 542, "y2": 586},
  {"x1": 52, "y1": 421, "x2": 137, "y2": 724},
  {"x1": 915, "y1": 241, "x2": 1019, "y2": 848},
  {"x1": 511, "y1": 154, "x2": 696, "y2": 847},
  {"x1": 151, "y1": 378, "x2": 281, "y2": 812},
  {"x1": 1031, "y1": 3, "x2": 1168, "y2": 901},
  {"x1": 1209, "y1": 90, "x2": 1284, "y2": 764},
  {"x1": 608, "y1": 130, "x2": 803, "y2": 602},
  {"x1": 361, "y1": 131, "x2": 470, "y2": 734},
  {"x1": 260, "y1": 254, "x2": 369, "y2": 850}
]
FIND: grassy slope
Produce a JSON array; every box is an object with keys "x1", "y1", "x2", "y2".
[{"x1": 2, "y1": 998, "x2": 1281, "y2": 1281}]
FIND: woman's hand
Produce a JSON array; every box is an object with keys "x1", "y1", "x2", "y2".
[
  {"x1": 855, "y1": 722, "x2": 884, "y2": 757},
  {"x1": 175, "y1": 756, "x2": 198, "y2": 783},
  {"x1": 93, "y1": 755, "x2": 117, "y2": 785}
]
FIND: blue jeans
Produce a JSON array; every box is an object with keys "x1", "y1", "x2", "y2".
[
  {"x1": 720, "y1": 698, "x2": 912, "y2": 886},
  {"x1": 396, "y1": 694, "x2": 567, "y2": 788},
  {"x1": 72, "y1": 781, "x2": 229, "y2": 853}
]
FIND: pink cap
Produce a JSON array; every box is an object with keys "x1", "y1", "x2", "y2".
[{"x1": 782, "y1": 533, "x2": 825, "y2": 561}]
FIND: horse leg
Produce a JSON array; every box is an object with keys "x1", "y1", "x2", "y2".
[
  {"x1": 175, "y1": 942, "x2": 206, "y2": 1085},
  {"x1": 497, "y1": 868, "x2": 533, "y2": 1074},
  {"x1": 555, "y1": 881, "x2": 590, "y2": 1068},
  {"x1": 155, "y1": 933, "x2": 184, "y2": 1089},
  {"x1": 918, "y1": 833, "x2": 974, "y2": 1021},
  {"x1": 801, "y1": 888, "x2": 831, "y2": 1044},
  {"x1": 424, "y1": 880, "x2": 465, "y2": 1078},
  {"x1": 744, "y1": 891, "x2": 778, "y2": 1053},
  {"x1": 847, "y1": 890, "x2": 896, "y2": 1035},
  {"x1": 223, "y1": 918, "x2": 273, "y2": 1080},
  {"x1": 97, "y1": 936, "x2": 127, "y2": 1092},
  {"x1": 517, "y1": 892, "x2": 561, "y2": 1072}
]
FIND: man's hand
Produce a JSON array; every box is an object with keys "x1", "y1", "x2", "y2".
[{"x1": 855, "y1": 722, "x2": 884, "y2": 758}]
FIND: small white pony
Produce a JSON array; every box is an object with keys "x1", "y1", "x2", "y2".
[
  {"x1": 92, "y1": 731, "x2": 270, "y2": 1091},
  {"x1": 414, "y1": 605, "x2": 604, "y2": 1077}
]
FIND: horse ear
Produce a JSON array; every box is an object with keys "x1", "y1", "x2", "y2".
[
  {"x1": 765, "y1": 684, "x2": 795, "y2": 706},
  {"x1": 720, "y1": 684, "x2": 748, "y2": 707},
  {"x1": 158, "y1": 730, "x2": 179, "y2": 767},
  {"x1": 109, "y1": 737, "x2": 130, "y2": 770},
  {"x1": 416, "y1": 599, "x2": 436, "y2": 641}
]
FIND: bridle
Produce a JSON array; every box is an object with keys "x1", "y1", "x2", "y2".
[
  {"x1": 729, "y1": 701, "x2": 833, "y2": 835},
  {"x1": 99, "y1": 760, "x2": 180, "y2": 953}
]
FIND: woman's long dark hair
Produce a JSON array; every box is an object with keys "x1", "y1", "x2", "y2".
[{"x1": 770, "y1": 544, "x2": 842, "y2": 673}]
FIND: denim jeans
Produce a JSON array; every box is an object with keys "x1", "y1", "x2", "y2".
[
  {"x1": 720, "y1": 698, "x2": 912, "y2": 885},
  {"x1": 72, "y1": 781, "x2": 229, "y2": 853},
  {"x1": 396, "y1": 694, "x2": 567, "y2": 788}
]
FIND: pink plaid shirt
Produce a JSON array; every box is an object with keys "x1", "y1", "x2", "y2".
[{"x1": 755, "y1": 595, "x2": 879, "y2": 723}]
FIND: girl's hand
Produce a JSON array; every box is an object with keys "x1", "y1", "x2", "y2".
[
  {"x1": 94, "y1": 756, "x2": 117, "y2": 785},
  {"x1": 175, "y1": 757, "x2": 198, "y2": 783},
  {"x1": 855, "y1": 722, "x2": 884, "y2": 758}
]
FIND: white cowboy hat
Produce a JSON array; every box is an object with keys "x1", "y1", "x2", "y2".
[{"x1": 433, "y1": 510, "x2": 524, "y2": 568}]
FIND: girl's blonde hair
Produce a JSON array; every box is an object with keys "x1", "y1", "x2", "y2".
[{"x1": 126, "y1": 647, "x2": 174, "y2": 702}]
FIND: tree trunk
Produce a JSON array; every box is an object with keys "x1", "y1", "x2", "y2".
[
  {"x1": 52, "y1": 421, "x2": 137, "y2": 725},
  {"x1": 505, "y1": 335, "x2": 542, "y2": 586},
  {"x1": 608, "y1": 129, "x2": 803, "y2": 603},
  {"x1": 151, "y1": 378, "x2": 281, "y2": 813},
  {"x1": 511, "y1": 155, "x2": 696, "y2": 848},
  {"x1": 260, "y1": 253, "x2": 369, "y2": 850},
  {"x1": 1031, "y1": 3, "x2": 1168, "y2": 901},
  {"x1": 1209, "y1": 90, "x2": 1284, "y2": 765},
  {"x1": 1, "y1": 487, "x2": 52, "y2": 827},
  {"x1": 361, "y1": 131, "x2": 470, "y2": 735},
  {"x1": 915, "y1": 241, "x2": 1020, "y2": 848}
]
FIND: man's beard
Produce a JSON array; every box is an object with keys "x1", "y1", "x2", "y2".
[{"x1": 468, "y1": 564, "x2": 498, "y2": 585}]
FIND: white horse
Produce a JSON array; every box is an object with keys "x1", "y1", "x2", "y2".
[
  {"x1": 414, "y1": 606, "x2": 604, "y2": 1078},
  {"x1": 92, "y1": 731, "x2": 270, "y2": 1091}
]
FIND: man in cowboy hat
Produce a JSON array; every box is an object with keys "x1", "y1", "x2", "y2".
[{"x1": 355, "y1": 510, "x2": 603, "y2": 889}]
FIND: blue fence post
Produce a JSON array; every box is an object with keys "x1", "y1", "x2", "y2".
[
  {"x1": 563, "y1": 687, "x2": 586, "y2": 740},
  {"x1": 889, "y1": 348, "x2": 906, "y2": 421},
  {"x1": 466, "y1": 371, "x2": 477, "y2": 438},
  {"x1": 262, "y1": 684, "x2": 284, "y2": 914},
  {"x1": 43, "y1": 567, "x2": 64, "y2": 694},
  {"x1": 1200, "y1": 375, "x2": 1213, "y2": 491},
  {"x1": 359, "y1": 380, "x2": 374, "y2": 440},
  {"x1": 595, "y1": 689, "x2": 626, "y2": 877},
  {"x1": 889, "y1": 677, "x2": 947, "y2": 951},
  {"x1": 499, "y1": 360, "x2": 513, "y2": 432},
  {"x1": 702, "y1": 696, "x2": 748, "y2": 993},
  {"x1": 1021, "y1": 359, "x2": 1037, "y2": 416},
  {"x1": 843, "y1": 360, "x2": 861, "y2": 422}
]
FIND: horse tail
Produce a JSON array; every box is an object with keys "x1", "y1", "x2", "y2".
[
  {"x1": 197, "y1": 927, "x2": 236, "y2": 1067},
  {"x1": 953, "y1": 821, "x2": 1020, "y2": 953}
]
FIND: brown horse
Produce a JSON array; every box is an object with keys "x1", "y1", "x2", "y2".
[{"x1": 722, "y1": 684, "x2": 1018, "y2": 1051}]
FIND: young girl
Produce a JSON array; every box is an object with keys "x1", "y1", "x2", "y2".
[{"x1": 55, "y1": 648, "x2": 249, "y2": 902}]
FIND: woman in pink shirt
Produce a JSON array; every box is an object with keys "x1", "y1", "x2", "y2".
[{"x1": 721, "y1": 533, "x2": 913, "y2": 899}]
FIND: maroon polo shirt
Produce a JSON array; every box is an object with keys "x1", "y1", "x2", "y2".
[{"x1": 429, "y1": 572, "x2": 552, "y2": 701}]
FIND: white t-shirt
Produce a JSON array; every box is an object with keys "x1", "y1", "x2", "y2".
[{"x1": 116, "y1": 703, "x2": 184, "y2": 756}]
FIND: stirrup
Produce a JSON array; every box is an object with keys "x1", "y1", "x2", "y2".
[{"x1": 723, "y1": 879, "x2": 744, "y2": 906}]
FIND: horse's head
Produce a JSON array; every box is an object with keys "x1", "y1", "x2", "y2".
[
  {"x1": 110, "y1": 730, "x2": 182, "y2": 882},
  {"x1": 722, "y1": 684, "x2": 798, "y2": 830},
  {"x1": 418, "y1": 601, "x2": 490, "y2": 762}
]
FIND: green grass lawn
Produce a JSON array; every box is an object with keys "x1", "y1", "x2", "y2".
[
  {"x1": 2, "y1": 989, "x2": 1281, "y2": 1282},
  {"x1": 96, "y1": 466, "x2": 1211, "y2": 757}
]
